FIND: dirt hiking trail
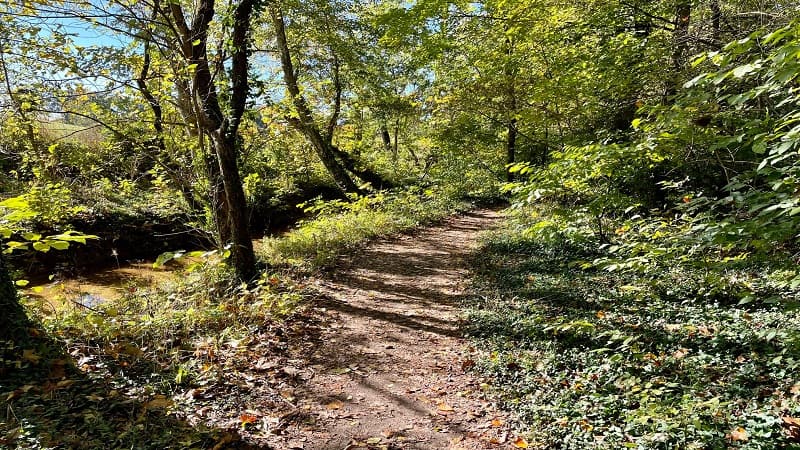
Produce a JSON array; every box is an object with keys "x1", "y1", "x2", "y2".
[{"x1": 262, "y1": 209, "x2": 514, "y2": 449}]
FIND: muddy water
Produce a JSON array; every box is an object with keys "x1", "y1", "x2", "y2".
[
  {"x1": 21, "y1": 239, "x2": 266, "y2": 312},
  {"x1": 22, "y1": 262, "x2": 180, "y2": 312}
]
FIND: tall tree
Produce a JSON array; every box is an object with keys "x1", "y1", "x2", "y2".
[
  {"x1": 268, "y1": 1, "x2": 394, "y2": 193},
  {"x1": 165, "y1": 0, "x2": 259, "y2": 279},
  {"x1": 269, "y1": 3, "x2": 360, "y2": 195}
]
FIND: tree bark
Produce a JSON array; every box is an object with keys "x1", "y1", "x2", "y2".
[
  {"x1": 269, "y1": 4, "x2": 360, "y2": 195},
  {"x1": 331, "y1": 145, "x2": 393, "y2": 189},
  {"x1": 392, "y1": 119, "x2": 400, "y2": 160},
  {"x1": 0, "y1": 247, "x2": 27, "y2": 342},
  {"x1": 504, "y1": 34, "x2": 518, "y2": 181},
  {"x1": 380, "y1": 125, "x2": 392, "y2": 152},
  {"x1": 667, "y1": 0, "x2": 691, "y2": 98},
  {"x1": 506, "y1": 118, "x2": 517, "y2": 181},
  {"x1": 169, "y1": 0, "x2": 257, "y2": 280}
]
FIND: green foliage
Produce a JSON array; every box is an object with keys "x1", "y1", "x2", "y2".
[
  {"x1": 0, "y1": 194, "x2": 97, "y2": 255},
  {"x1": 261, "y1": 187, "x2": 469, "y2": 269},
  {"x1": 467, "y1": 207, "x2": 800, "y2": 449},
  {"x1": 508, "y1": 20, "x2": 800, "y2": 307},
  {"x1": 2, "y1": 183, "x2": 85, "y2": 227}
]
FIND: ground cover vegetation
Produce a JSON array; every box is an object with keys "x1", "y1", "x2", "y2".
[
  {"x1": 1, "y1": 0, "x2": 799, "y2": 448},
  {"x1": 464, "y1": 3, "x2": 800, "y2": 450}
]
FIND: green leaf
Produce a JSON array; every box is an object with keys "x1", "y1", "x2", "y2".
[
  {"x1": 732, "y1": 63, "x2": 757, "y2": 78},
  {"x1": 50, "y1": 241, "x2": 69, "y2": 250},
  {"x1": 153, "y1": 251, "x2": 175, "y2": 268}
]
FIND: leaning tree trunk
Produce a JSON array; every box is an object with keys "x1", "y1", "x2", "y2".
[
  {"x1": 270, "y1": 5, "x2": 361, "y2": 196},
  {"x1": 331, "y1": 145, "x2": 394, "y2": 190}
]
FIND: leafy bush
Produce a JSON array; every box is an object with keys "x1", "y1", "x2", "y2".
[
  {"x1": 260, "y1": 186, "x2": 469, "y2": 269},
  {"x1": 507, "y1": 19, "x2": 800, "y2": 309}
]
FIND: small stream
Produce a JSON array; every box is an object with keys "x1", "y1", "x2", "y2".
[
  {"x1": 22, "y1": 239, "x2": 270, "y2": 313},
  {"x1": 22, "y1": 261, "x2": 182, "y2": 312}
]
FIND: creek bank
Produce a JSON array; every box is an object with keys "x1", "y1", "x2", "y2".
[{"x1": 9, "y1": 183, "x2": 343, "y2": 278}]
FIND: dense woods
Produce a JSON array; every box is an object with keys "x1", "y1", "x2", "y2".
[{"x1": 2, "y1": 0, "x2": 800, "y2": 448}]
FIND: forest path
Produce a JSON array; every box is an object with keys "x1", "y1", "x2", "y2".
[{"x1": 268, "y1": 209, "x2": 514, "y2": 449}]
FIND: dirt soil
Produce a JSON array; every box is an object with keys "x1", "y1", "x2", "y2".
[{"x1": 249, "y1": 209, "x2": 517, "y2": 449}]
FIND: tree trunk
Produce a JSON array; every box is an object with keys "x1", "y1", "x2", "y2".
[
  {"x1": 0, "y1": 248, "x2": 27, "y2": 342},
  {"x1": 392, "y1": 119, "x2": 400, "y2": 160},
  {"x1": 380, "y1": 125, "x2": 392, "y2": 152},
  {"x1": 506, "y1": 118, "x2": 517, "y2": 182},
  {"x1": 208, "y1": 155, "x2": 233, "y2": 248},
  {"x1": 269, "y1": 5, "x2": 360, "y2": 196},
  {"x1": 331, "y1": 145, "x2": 394, "y2": 190},
  {"x1": 168, "y1": 0, "x2": 257, "y2": 280},
  {"x1": 212, "y1": 132, "x2": 256, "y2": 280},
  {"x1": 667, "y1": 0, "x2": 691, "y2": 98}
]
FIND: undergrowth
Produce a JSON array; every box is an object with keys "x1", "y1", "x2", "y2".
[
  {"x1": 2, "y1": 253, "x2": 303, "y2": 449},
  {"x1": 260, "y1": 186, "x2": 471, "y2": 270},
  {"x1": 2, "y1": 184, "x2": 479, "y2": 448},
  {"x1": 466, "y1": 205, "x2": 800, "y2": 449}
]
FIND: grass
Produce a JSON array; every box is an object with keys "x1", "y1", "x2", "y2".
[
  {"x1": 39, "y1": 121, "x2": 105, "y2": 147},
  {"x1": 465, "y1": 206, "x2": 800, "y2": 449},
  {"x1": 260, "y1": 186, "x2": 471, "y2": 270}
]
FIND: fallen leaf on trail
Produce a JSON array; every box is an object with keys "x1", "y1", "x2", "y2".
[
  {"x1": 282, "y1": 366, "x2": 300, "y2": 377},
  {"x1": 783, "y1": 417, "x2": 800, "y2": 441},
  {"x1": 512, "y1": 437, "x2": 529, "y2": 448},
  {"x1": 791, "y1": 384, "x2": 800, "y2": 395},
  {"x1": 729, "y1": 427, "x2": 748, "y2": 442},
  {"x1": 5, "y1": 384, "x2": 36, "y2": 401},
  {"x1": 491, "y1": 418, "x2": 504, "y2": 427},
  {"x1": 698, "y1": 325, "x2": 713, "y2": 337},
  {"x1": 55, "y1": 379, "x2": 76, "y2": 389},
  {"x1": 596, "y1": 310, "x2": 606, "y2": 319},
  {"x1": 239, "y1": 413, "x2": 258, "y2": 428},
  {"x1": 325, "y1": 400, "x2": 344, "y2": 410},
  {"x1": 783, "y1": 417, "x2": 800, "y2": 427},
  {"x1": 461, "y1": 359, "x2": 476, "y2": 371},
  {"x1": 437, "y1": 402, "x2": 455, "y2": 414},
  {"x1": 116, "y1": 343, "x2": 144, "y2": 358},
  {"x1": 365, "y1": 437, "x2": 382, "y2": 444}
]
